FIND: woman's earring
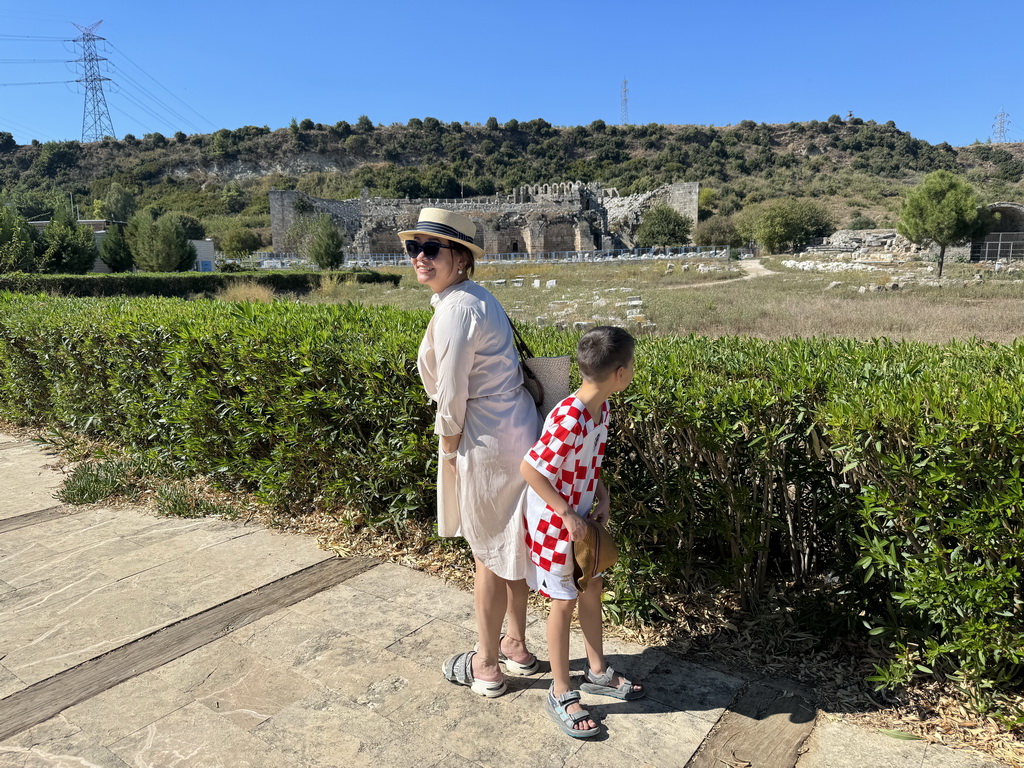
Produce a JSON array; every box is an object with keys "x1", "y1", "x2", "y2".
[{"x1": 457, "y1": 268, "x2": 464, "y2": 275}]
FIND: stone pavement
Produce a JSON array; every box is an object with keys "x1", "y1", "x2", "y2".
[{"x1": 0, "y1": 434, "x2": 1008, "y2": 768}]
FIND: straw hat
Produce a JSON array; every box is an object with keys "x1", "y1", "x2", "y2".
[
  {"x1": 572, "y1": 520, "x2": 620, "y2": 593},
  {"x1": 398, "y1": 207, "x2": 484, "y2": 260}
]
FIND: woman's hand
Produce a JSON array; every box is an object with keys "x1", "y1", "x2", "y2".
[
  {"x1": 589, "y1": 494, "x2": 610, "y2": 526},
  {"x1": 589, "y1": 478, "x2": 611, "y2": 526}
]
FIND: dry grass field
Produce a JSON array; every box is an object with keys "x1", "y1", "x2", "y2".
[{"x1": 297, "y1": 256, "x2": 1024, "y2": 344}]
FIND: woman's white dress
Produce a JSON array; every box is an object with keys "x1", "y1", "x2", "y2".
[{"x1": 418, "y1": 281, "x2": 540, "y2": 580}]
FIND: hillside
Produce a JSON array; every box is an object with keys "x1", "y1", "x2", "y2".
[{"x1": 1, "y1": 117, "x2": 1022, "y2": 244}]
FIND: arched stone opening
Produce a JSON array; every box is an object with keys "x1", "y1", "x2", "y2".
[{"x1": 972, "y1": 202, "x2": 1024, "y2": 261}]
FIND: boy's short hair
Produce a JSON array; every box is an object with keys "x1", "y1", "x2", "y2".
[{"x1": 577, "y1": 326, "x2": 635, "y2": 382}]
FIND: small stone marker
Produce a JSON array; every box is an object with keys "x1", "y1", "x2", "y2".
[
  {"x1": 533, "y1": 279, "x2": 541, "y2": 288},
  {"x1": 546, "y1": 279, "x2": 557, "y2": 288}
]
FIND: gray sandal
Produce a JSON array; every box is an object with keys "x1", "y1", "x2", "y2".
[
  {"x1": 579, "y1": 664, "x2": 645, "y2": 700},
  {"x1": 442, "y1": 651, "x2": 507, "y2": 698},
  {"x1": 546, "y1": 684, "x2": 599, "y2": 739}
]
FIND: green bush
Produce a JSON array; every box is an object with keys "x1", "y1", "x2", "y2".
[
  {"x1": 0, "y1": 295, "x2": 1021, "y2": 718},
  {"x1": 0, "y1": 269, "x2": 399, "y2": 298}
]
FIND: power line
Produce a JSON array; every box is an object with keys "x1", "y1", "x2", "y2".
[
  {"x1": 0, "y1": 80, "x2": 75, "y2": 86},
  {"x1": 106, "y1": 42, "x2": 216, "y2": 130},
  {"x1": 106, "y1": 61, "x2": 204, "y2": 133},
  {"x1": 72, "y1": 20, "x2": 116, "y2": 141},
  {"x1": 0, "y1": 34, "x2": 68, "y2": 41}
]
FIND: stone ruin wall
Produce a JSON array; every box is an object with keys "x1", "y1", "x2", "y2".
[{"x1": 269, "y1": 180, "x2": 699, "y2": 256}]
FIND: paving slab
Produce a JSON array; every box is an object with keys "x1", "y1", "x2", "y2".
[
  {"x1": 797, "y1": 719, "x2": 1006, "y2": 768},
  {"x1": 0, "y1": 442, "x2": 64, "y2": 519}
]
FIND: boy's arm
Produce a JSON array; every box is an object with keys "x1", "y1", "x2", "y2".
[
  {"x1": 520, "y1": 460, "x2": 589, "y2": 541},
  {"x1": 590, "y1": 477, "x2": 610, "y2": 526}
]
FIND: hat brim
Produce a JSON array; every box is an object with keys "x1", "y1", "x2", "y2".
[
  {"x1": 572, "y1": 521, "x2": 620, "y2": 593},
  {"x1": 398, "y1": 228, "x2": 485, "y2": 260}
]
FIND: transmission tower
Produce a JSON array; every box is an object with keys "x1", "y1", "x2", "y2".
[
  {"x1": 992, "y1": 106, "x2": 1010, "y2": 143},
  {"x1": 72, "y1": 21, "x2": 116, "y2": 142},
  {"x1": 621, "y1": 78, "x2": 629, "y2": 125}
]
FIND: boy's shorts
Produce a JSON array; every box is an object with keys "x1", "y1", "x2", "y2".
[{"x1": 526, "y1": 559, "x2": 605, "y2": 601}]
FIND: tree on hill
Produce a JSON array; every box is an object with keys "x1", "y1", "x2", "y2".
[
  {"x1": 98, "y1": 223, "x2": 133, "y2": 272},
  {"x1": 897, "y1": 170, "x2": 986, "y2": 279},
  {"x1": 635, "y1": 205, "x2": 692, "y2": 247}
]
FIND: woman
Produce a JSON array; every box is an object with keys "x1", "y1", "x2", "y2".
[{"x1": 401, "y1": 207, "x2": 541, "y2": 697}]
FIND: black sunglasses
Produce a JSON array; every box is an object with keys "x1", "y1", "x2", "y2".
[{"x1": 405, "y1": 240, "x2": 450, "y2": 260}]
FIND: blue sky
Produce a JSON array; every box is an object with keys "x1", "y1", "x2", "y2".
[{"x1": 2, "y1": 1, "x2": 1022, "y2": 149}]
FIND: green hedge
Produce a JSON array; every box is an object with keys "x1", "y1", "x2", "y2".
[
  {"x1": 0, "y1": 269, "x2": 400, "y2": 298},
  {"x1": 1, "y1": 292, "x2": 1021, "y2": 715}
]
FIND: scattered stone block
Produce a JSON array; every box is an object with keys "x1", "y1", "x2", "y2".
[
  {"x1": 546, "y1": 279, "x2": 557, "y2": 288},
  {"x1": 825, "y1": 281, "x2": 842, "y2": 291},
  {"x1": 532, "y1": 279, "x2": 541, "y2": 288}
]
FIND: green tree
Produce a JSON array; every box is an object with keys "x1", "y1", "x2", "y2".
[
  {"x1": 635, "y1": 205, "x2": 692, "y2": 247},
  {"x1": 692, "y1": 216, "x2": 744, "y2": 247},
  {"x1": 162, "y1": 211, "x2": 205, "y2": 240},
  {"x1": 305, "y1": 214, "x2": 345, "y2": 269},
  {"x1": 219, "y1": 227, "x2": 262, "y2": 258},
  {"x1": 131, "y1": 212, "x2": 195, "y2": 272},
  {"x1": 38, "y1": 208, "x2": 97, "y2": 274},
  {"x1": 743, "y1": 198, "x2": 834, "y2": 253},
  {"x1": 98, "y1": 223, "x2": 133, "y2": 272},
  {"x1": 0, "y1": 205, "x2": 37, "y2": 272},
  {"x1": 97, "y1": 182, "x2": 136, "y2": 222},
  {"x1": 897, "y1": 170, "x2": 986, "y2": 278},
  {"x1": 0, "y1": 132, "x2": 15, "y2": 154}
]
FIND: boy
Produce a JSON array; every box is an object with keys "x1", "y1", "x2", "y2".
[{"x1": 520, "y1": 326, "x2": 645, "y2": 739}]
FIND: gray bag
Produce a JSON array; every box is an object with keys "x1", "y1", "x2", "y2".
[{"x1": 507, "y1": 315, "x2": 571, "y2": 417}]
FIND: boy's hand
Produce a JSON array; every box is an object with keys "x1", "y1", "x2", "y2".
[{"x1": 562, "y1": 508, "x2": 589, "y2": 542}]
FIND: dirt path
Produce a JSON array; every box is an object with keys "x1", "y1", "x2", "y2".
[{"x1": 667, "y1": 258, "x2": 776, "y2": 289}]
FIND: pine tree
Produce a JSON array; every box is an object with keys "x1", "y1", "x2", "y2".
[
  {"x1": 898, "y1": 171, "x2": 986, "y2": 279},
  {"x1": 98, "y1": 223, "x2": 134, "y2": 272},
  {"x1": 38, "y1": 208, "x2": 96, "y2": 274}
]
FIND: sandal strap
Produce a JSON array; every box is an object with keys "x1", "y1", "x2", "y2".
[
  {"x1": 554, "y1": 689, "x2": 581, "y2": 706},
  {"x1": 587, "y1": 664, "x2": 617, "y2": 687}
]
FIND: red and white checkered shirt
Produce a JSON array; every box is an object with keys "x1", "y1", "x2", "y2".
[{"x1": 523, "y1": 396, "x2": 609, "y2": 597}]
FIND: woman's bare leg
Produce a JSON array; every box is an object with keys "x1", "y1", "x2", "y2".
[
  {"x1": 501, "y1": 579, "x2": 533, "y2": 664},
  {"x1": 472, "y1": 556, "x2": 506, "y2": 682}
]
